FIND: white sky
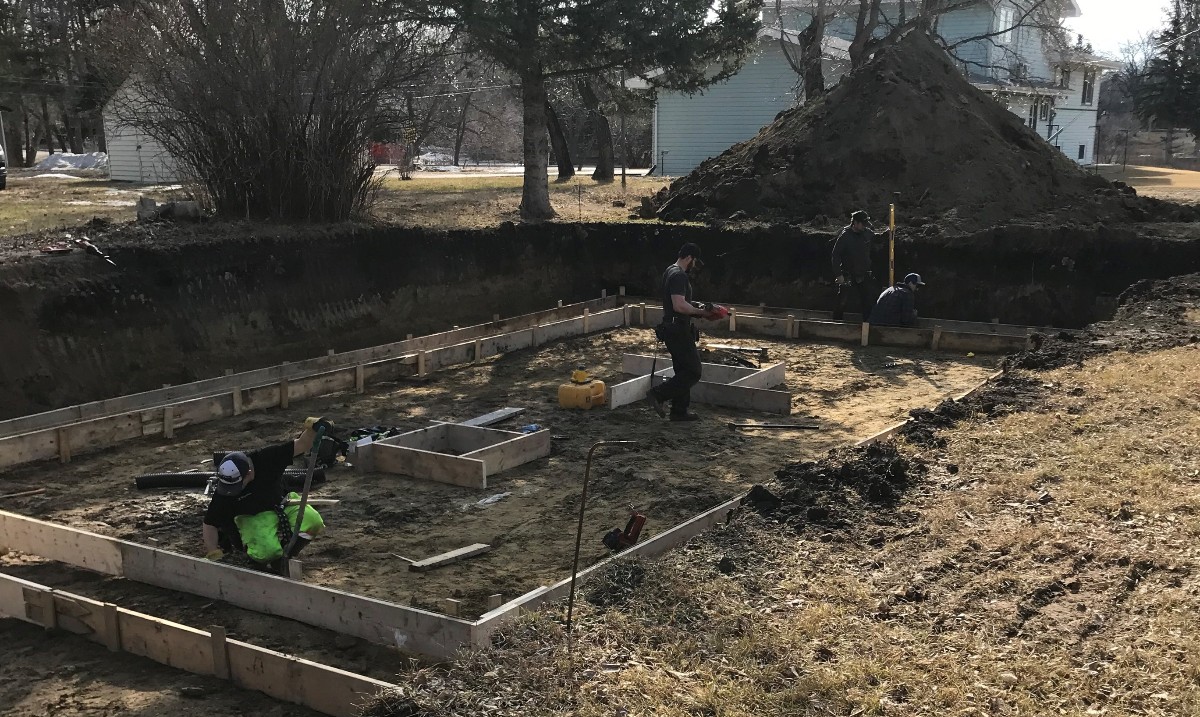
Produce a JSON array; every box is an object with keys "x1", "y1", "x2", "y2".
[{"x1": 1063, "y1": 0, "x2": 1173, "y2": 57}]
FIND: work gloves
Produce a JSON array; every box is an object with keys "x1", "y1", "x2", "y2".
[{"x1": 204, "y1": 549, "x2": 224, "y2": 561}]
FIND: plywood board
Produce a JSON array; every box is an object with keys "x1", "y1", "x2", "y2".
[
  {"x1": 371, "y1": 443, "x2": 487, "y2": 489},
  {"x1": 620, "y1": 354, "x2": 759, "y2": 385},
  {"x1": 446, "y1": 424, "x2": 519, "y2": 454},
  {"x1": 379, "y1": 424, "x2": 450, "y2": 451},
  {"x1": 728, "y1": 362, "x2": 786, "y2": 389},
  {"x1": 461, "y1": 407, "x2": 525, "y2": 427},
  {"x1": 691, "y1": 382, "x2": 792, "y2": 415}
]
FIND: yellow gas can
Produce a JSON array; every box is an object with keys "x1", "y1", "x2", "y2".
[{"x1": 559, "y1": 368, "x2": 607, "y2": 409}]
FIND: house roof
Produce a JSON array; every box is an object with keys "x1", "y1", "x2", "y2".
[
  {"x1": 758, "y1": 26, "x2": 851, "y2": 60},
  {"x1": 775, "y1": 0, "x2": 1082, "y2": 19}
]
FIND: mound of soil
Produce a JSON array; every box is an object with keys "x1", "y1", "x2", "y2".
[
  {"x1": 745, "y1": 442, "x2": 925, "y2": 529},
  {"x1": 901, "y1": 374, "x2": 1046, "y2": 447},
  {"x1": 654, "y1": 31, "x2": 1196, "y2": 232},
  {"x1": 1005, "y1": 272, "x2": 1200, "y2": 371}
]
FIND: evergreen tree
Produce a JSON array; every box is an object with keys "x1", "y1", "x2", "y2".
[{"x1": 1136, "y1": 0, "x2": 1200, "y2": 143}]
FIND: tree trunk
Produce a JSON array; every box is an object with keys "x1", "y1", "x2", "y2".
[
  {"x1": 520, "y1": 74, "x2": 556, "y2": 221},
  {"x1": 453, "y1": 92, "x2": 472, "y2": 166},
  {"x1": 849, "y1": 0, "x2": 883, "y2": 69},
  {"x1": 40, "y1": 98, "x2": 58, "y2": 154},
  {"x1": 23, "y1": 111, "x2": 37, "y2": 167},
  {"x1": 65, "y1": 110, "x2": 83, "y2": 154},
  {"x1": 800, "y1": 0, "x2": 828, "y2": 100},
  {"x1": 97, "y1": 116, "x2": 107, "y2": 154},
  {"x1": 545, "y1": 100, "x2": 574, "y2": 181},
  {"x1": 578, "y1": 81, "x2": 614, "y2": 181}
]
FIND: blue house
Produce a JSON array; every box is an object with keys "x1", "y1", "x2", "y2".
[{"x1": 646, "y1": 1, "x2": 1117, "y2": 176}]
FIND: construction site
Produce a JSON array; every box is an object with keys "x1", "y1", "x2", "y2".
[{"x1": 0, "y1": 30, "x2": 1199, "y2": 717}]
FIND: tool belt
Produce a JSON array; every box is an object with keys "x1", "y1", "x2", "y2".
[{"x1": 655, "y1": 317, "x2": 698, "y2": 344}]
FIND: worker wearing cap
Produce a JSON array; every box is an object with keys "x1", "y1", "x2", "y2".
[
  {"x1": 201, "y1": 417, "x2": 330, "y2": 570},
  {"x1": 647, "y1": 243, "x2": 721, "y2": 422},
  {"x1": 831, "y1": 210, "x2": 889, "y2": 322},
  {"x1": 872, "y1": 273, "x2": 926, "y2": 327}
]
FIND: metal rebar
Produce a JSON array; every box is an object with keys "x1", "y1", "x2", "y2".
[{"x1": 566, "y1": 440, "x2": 639, "y2": 653}]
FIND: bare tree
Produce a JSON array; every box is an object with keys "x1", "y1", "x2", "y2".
[{"x1": 110, "y1": 0, "x2": 447, "y2": 222}]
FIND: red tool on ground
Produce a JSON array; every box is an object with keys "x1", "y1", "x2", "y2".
[{"x1": 603, "y1": 505, "x2": 647, "y2": 550}]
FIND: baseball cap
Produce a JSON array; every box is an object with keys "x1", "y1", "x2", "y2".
[
  {"x1": 215, "y1": 451, "x2": 252, "y2": 496},
  {"x1": 678, "y1": 243, "x2": 704, "y2": 267},
  {"x1": 904, "y1": 273, "x2": 926, "y2": 286},
  {"x1": 850, "y1": 210, "x2": 872, "y2": 225}
]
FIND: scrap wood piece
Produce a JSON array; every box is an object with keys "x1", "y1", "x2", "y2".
[
  {"x1": 460, "y1": 407, "x2": 526, "y2": 427},
  {"x1": 0, "y1": 488, "x2": 46, "y2": 500},
  {"x1": 705, "y1": 343, "x2": 769, "y2": 360},
  {"x1": 408, "y1": 543, "x2": 492, "y2": 572}
]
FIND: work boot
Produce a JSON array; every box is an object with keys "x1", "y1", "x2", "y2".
[
  {"x1": 669, "y1": 412, "x2": 700, "y2": 422},
  {"x1": 645, "y1": 393, "x2": 667, "y2": 418}
]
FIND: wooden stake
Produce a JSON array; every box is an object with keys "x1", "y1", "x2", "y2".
[
  {"x1": 232, "y1": 388, "x2": 243, "y2": 416},
  {"x1": 417, "y1": 351, "x2": 427, "y2": 377},
  {"x1": 327, "y1": 349, "x2": 335, "y2": 356},
  {"x1": 279, "y1": 377, "x2": 289, "y2": 409},
  {"x1": 441, "y1": 599, "x2": 461, "y2": 617},
  {"x1": 861, "y1": 322, "x2": 870, "y2": 347},
  {"x1": 932, "y1": 326, "x2": 943, "y2": 351},
  {"x1": 488, "y1": 594, "x2": 504, "y2": 611},
  {"x1": 355, "y1": 364, "x2": 365, "y2": 393},
  {"x1": 0, "y1": 488, "x2": 45, "y2": 500},
  {"x1": 639, "y1": 303, "x2": 646, "y2": 326},
  {"x1": 163, "y1": 406, "x2": 174, "y2": 439},
  {"x1": 583, "y1": 308, "x2": 590, "y2": 333},
  {"x1": 473, "y1": 338, "x2": 483, "y2": 363},
  {"x1": 557, "y1": 300, "x2": 563, "y2": 308},
  {"x1": 729, "y1": 308, "x2": 737, "y2": 332},
  {"x1": 602, "y1": 289, "x2": 607, "y2": 299},
  {"x1": 406, "y1": 333, "x2": 413, "y2": 340},
  {"x1": 224, "y1": 368, "x2": 234, "y2": 377},
  {"x1": 786, "y1": 314, "x2": 796, "y2": 340},
  {"x1": 102, "y1": 603, "x2": 121, "y2": 651},
  {"x1": 57, "y1": 428, "x2": 70, "y2": 464},
  {"x1": 28, "y1": 588, "x2": 57, "y2": 629},
  {"x1": 209, "y1": 625, "x2": 231, "y2": 680},
  {"x1": 288, "y1": 559, "x2": 303, "y2": 580},
  {"x1": 619, "y1": 285, "x2": 626, "y2": 296},
  {"x1": 492, "y1": 314, "x2": 500, "y2": 323}
]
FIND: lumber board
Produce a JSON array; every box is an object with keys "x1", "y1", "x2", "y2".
[
  {"x1": 460, "y1": 407, "x2": 525, "y2": 427},
  {"x1": 464, "y1": 430, "x2": 552, "y2": 475},
  {"x1": 620, "y1": 354, "x2": 759, "y2": 385},
  {"x1": 0, "y1": 572, "x2": 395, "y2": 717},
  {"x1": 691, "y1": 382, "x2": 792, "y2": 415},
  {"x1": 0, "y1": 511, "x2": 123, "y2": 574},
  {"x1": 608, "y1": 373, "x2": 654, "y2": 410},
  {"x1": 408, "y1": 543, "x2": 492, "y2": 572},
  {"x1": 870, "y1": 325, "x2": 935, "y2": 348},
  {"x1": 378, "y1": 424, "x2": 450, "y2": 451},
  {"x1": 371, "y1": 443, "x2": 487, "y2": 488},
  {"x1": 0, "y1": 297, "x2": 619, "y2": 440},
  {"x1": 727, "y1": 362, "x2": 786, "y2": 389},
  {"x1": 446, "y1": 424, "x2": 517, "y2": 454}
]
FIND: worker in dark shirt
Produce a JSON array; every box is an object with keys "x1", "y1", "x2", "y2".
[
  {"x1": 872, "y1": 273, "x2": 926, "y2": 327},
  {"x1": 646, "y1": 243, "x2": 722, "y2": 422},
  {"x1": 831, "y1": 210, "x2": 889, "y2": 322},
  {"x1": 201, "y1": 417, "x2": 331, "y2": 569}
]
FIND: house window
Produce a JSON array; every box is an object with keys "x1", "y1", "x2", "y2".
[
  {"x1": 1078, "y1": 144, "x2": 1087, "y2": 160},
  {"x1": 1058, "y1": 67, "x2": 1072, "y2": 89},
  {"x1": 1082, "y1": 70, "x2": 1095, "y2": 105},
  {"x1": 1039, "y1": 99, "x2": 1051, "y2": 121},
  {"x1": 997, "y1": 6, "x2": 1015, "y2": 44},
  {"x1": 1028, "y1": 102, "x2": 1038, "y2": 130}
]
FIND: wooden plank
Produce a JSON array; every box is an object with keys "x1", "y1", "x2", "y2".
[
  {"x1": 232, "y1": 388, "x2": 243, "y2": 416},
  {"x1": 446, "y1": 424, "x2": 517, "y2": 454},
  {"x1": 932, "y1": 326, "x2": 943, "y2": 351},
  {"x1": 460, "y1": 407, "x2": 526, "y2": 427},
  {"x1": 102, "y1": 603, "x2": 121, "y2": 651},
  {"x1": 608, "y1": 374, "x2": 653, "y2": 411},
  {"x1": 279, "y1": 377, "x2": 290, "y2": 408},
  {"x1": 410, "y1": 544, "x2": 492, "y2": 572},
  {"x1": 371, "y1": 443, "x2": 487, "y2": 489},
  {"x1": 355, "y1": 364, "x2": 365, "y2": 393},
  {"x1": 226, "y1": 639, "x2": 392, "y2": 717},
  {"x1": 58, "y1": 427, "x2": 70, "y2": 463},
  {"x1": 861, "y1": 322, "x2": 870, "y2": 347},
  {"x1": 871, "y1": 325, "x2": 935, "y2": 348},
  {"x1": 210, "y1": 625, "x2": 231, "y2": 680},
  {"x1": 0, "y1": 511, "x2": 124, "y2": 574},
  {"x1": 378, "y1": 424, "x2": 450, "y2": 451},
  {"x1": 691, "y1": 382, "x2": 792, "y2": 415},
  {"x1": 728, "y1": 362, "x2": 787, "y2": 389},
  {"x1": 620, "y1": 354, "x2": 758, "y2": 385},
  {"x1": 464, "y1": 430, "x2": 552, "y2": 475}
]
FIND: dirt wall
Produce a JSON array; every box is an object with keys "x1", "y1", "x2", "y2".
[{"x1": 1, "y1": 220, "x2": 1199, "y2": 418}]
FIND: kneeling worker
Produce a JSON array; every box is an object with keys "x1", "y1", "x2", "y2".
[
  {"x1": 201, "y1": 417, "x2": 331, "y2": 571},
  {"x1": 647, "y1": 243, "x2": 723, "y2": 422},
  {"x1": 871, "y1": 273, "x2": 926, "y2": 327}
]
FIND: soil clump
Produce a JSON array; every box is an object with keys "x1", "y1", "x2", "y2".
[{"x1": 654, "y1": 31, "x2": 1198, "y2": 234}]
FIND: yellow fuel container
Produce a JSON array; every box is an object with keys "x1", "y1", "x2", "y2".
[{"x1": 559, "y1": 368, "x2": 607, "y2": 409}]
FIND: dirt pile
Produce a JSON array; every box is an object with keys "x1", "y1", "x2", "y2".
[
  {"x1": 1005, "y1": 271, "x2": 1200, "y2": 370},
  {"x1": 901, "y1": 374, "x2": 1046, "y2": 447},
  {"x1": 654, "y1": 31, "x2": 1196, "y2": 232},
  {"x1": 744, "y1": 442, "x2": 925, "y2": 530}
]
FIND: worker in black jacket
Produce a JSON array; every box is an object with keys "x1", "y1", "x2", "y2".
[
  {"x1": 872, "y1": 273, "x2": 926, "y2": 327},
  {"x1": 831, "y1": 210, "x2": 890, "y2": 322},
  {"x1": 647, "y1": 243, "x2": 721, "y2": 422}
]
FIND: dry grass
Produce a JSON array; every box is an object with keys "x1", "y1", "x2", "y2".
[
  {"x1": 372, "y1": 174, "x2": 671, "y2": 228},
  {"x1": 375, "y1": 344, "x2": 1200, "y2": 717},
  {"x1": 1099, "y1": 165, "x2": 1200, "y2": 204},
  {"x1": 0, "y1": 175, "x2": 181, "y2": 237}
]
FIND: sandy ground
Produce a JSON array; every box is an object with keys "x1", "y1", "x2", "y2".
[{"x1": 1099, "y1": 164, "x2": 1200, "y2": 204}]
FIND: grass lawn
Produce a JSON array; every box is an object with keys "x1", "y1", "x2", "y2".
[{"x1": 0, "y1": 175, "x2": 182, "y2": 237}]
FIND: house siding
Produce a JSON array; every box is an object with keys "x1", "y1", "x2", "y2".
[
  {"x1": 102, "y1": 85, "x2": 180, "y2": 184},
  {"x1": 655, "y1": 39, "x2": 799, "y2": 176}
]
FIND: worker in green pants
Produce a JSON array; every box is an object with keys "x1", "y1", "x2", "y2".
[{"x1": 201, "y1": 417, "x2": 331, "y2": 571}]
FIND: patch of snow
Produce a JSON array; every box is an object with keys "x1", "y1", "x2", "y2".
[
  {"x1": 32, "y1": 173, "x2": 85, "y2": 180},
  {"x1": 34, "y1": 152, "x2": 109, "y2": 171},
  {"x1": 476, "y1": 492, "x2": 511, "y2": 507}
]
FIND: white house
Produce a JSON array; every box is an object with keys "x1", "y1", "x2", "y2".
[
  {"x1": 102, "y1": 81, "x2": 181, "y2": 183},
  {"x1": 650, "y1": 1, "x2": 1119, "y2": 176}
]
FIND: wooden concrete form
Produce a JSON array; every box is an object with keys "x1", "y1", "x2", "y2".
[
  {"x1": 0, "y1": 572, "x2": 393, "y2": 717},
  {"x1": 0, "y1": 301, "x2": 623, "y2": 472},
  {"x1": 358, "y1": 424, "x2": 552, "y2": 489},
  {"x1": 0, "y1": 509, "x2": 478, "y2": 659},
  {"x1": 629, "y1": 303, "x2": 1041, "y2": 354},
  {"x1": 609, "y1": 354, "x2": 792, "y2": 416}
]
